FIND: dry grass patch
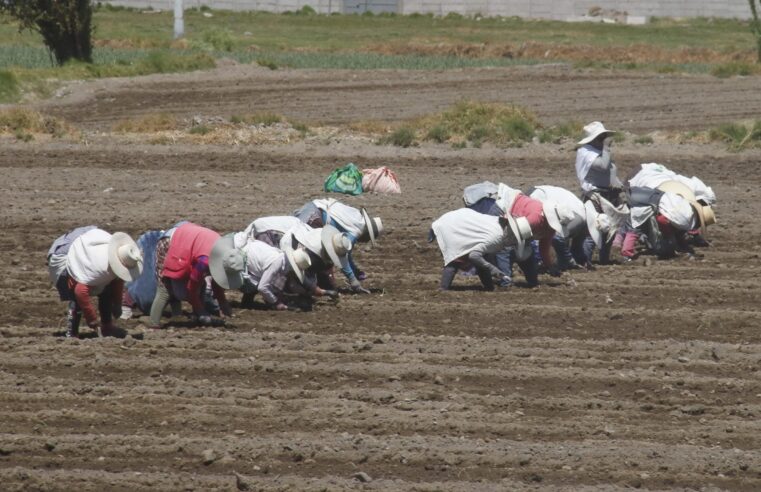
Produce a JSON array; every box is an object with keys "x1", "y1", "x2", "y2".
[
  {"x1": 113, "y1": 113, "x2": 179, "y2": 133},
  {"x1": 0, "y1": 108, "x2": 72, "y2": 140}
]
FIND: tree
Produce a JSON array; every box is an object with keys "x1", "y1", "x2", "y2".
[
  {"x1": 0, "y1": 0, "x2": 93, "y2": 65},
  {"x1": 750, "y1": 0, "x2": 761, "y2": 62}
]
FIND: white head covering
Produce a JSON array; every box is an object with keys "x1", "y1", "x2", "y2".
[
  {"x1": 659, "y1": 192, "x2": 696, "y2": 231},
  {"x1": 577, "y1": 121, "x2": 615, "y2": 145}
]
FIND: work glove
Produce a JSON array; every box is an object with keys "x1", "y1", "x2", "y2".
[
  {"x1": 194, "y1": 315, "x2": 225, "y2": 327},
  {"x1": 350, "y1": 279, "x2": 371, "y2": 295},
  {"x1": 274, "y1": 303, "x2": 289, "y2": 311},
  {"x1": 323, "y1": 289, "x2": 340, "y2": 299}
]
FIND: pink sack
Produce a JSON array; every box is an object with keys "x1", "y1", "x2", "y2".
[{"x1": 362, "y1": 167, "x2": 401, "y2": 194}]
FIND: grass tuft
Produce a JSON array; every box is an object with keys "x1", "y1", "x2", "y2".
[
  {"x1": 633, "y1": 135, "x2": 654, "y2": 145},
  {"x1": 230, "y1": 112, "x2": 283, "y2": 126},
  {"x1": 538, "y1": 121, "x2": 583, "y2": 144},
  {"x1": 419, "y1": 101, "x2": 538, "y2": 147},
  {"x1": 710, "y1": 62, "x2": 759, "y2": 78},
  {"x1": 708, "y1": 120, "x2": 761, "y2": 150},
  {"x1": 379, "y1": 126, "x2": 416, "y2": 147}
]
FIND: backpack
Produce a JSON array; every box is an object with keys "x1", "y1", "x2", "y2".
[
  {"x1": 362, "y1": 166, "x2": 401, "y2": 194},
  {"x1": 324, "y1": 163, "x2": 363, "y2": 196}
]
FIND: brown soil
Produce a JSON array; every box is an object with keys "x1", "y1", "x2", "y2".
[{"x1": 2, "y1": 65, "x2": 761, "y2": 490}]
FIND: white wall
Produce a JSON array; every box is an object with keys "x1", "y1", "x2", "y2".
[{"x1": 105, "y1": 0, "x2": 754, "y2": 19}]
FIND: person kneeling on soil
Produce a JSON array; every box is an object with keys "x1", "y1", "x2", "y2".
[
  {"x1": 621, "y1": 187, "x2": 698, "y2": 260},
  {"x1": 430, "y1": 208, "x2": 532, "y2": 291},
  {"x1": 280, "y1": 222, "x2": 351, "y2": 299},
  {"x1": 149, "y1": 222, "x2": 243, "y2": 328},
  {"x1": 464, "y1": 182, "x2": 574, "y2": 286},
  {"x1": 627, "y1": 164, "x2": 716, "y2": 247},
  {"x1": 528, "y1": 185, "x2": 628, "y2": 270},
  {"x1": 239, "y1": 239, "x2": 312, "y2": 310},
  {"x1": 293, "y1": 198, "x2": 383, "y2": 294},
  {"x1": 47, "y1": 227, "x2": 143, "y2": 338}
]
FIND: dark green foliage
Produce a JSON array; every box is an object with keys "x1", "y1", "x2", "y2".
[{"x1": 0, "y1": 0, "x2": 93, "y2": 65}]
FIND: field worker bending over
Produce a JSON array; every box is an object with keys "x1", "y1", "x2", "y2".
[
  {"x1": 280, "y1": 222, "x2": 350, "y2": 299},
  {"x1": 233, "y1": 215, "x2": 302, "y2": 249},
  {"x1": 528, "y1": 185, "x2": 628, "y2": 270},
  {"x1": 239, "y1": 239, "x2": 312, "y2": 310},
  {"x1": 149, "y1": 222, "x2": 244, "y2": 328},
  {"x1": 575, "y1": 121, "x2": 624, "y2": 204},
  {"x1": 294, "y1": 198, "x2": 383, "y2": 294},
  {"x1": 622, "y1": 186, "x2": 698, "y2": 260},
  {"x1": 464, "y1": 182, "x2": 575, "y2": 284},
  {"x1": 430, "y1": 208, "x2": 532, "y2": 291},
  {"x1": 47, "y1": 227, "x2": 143, "y2": 338},
  {"x1": 628, "y1": 163, "x2": 716, "y2": 246}
]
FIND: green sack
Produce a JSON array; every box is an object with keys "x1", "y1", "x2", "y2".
[{"x1": 324, "y1": 163, "x2": 364, "y2": 196}]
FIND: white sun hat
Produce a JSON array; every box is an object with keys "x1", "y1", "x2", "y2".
[
  {"x1": 108, "y1": 232, "x2": 144, "y2": 282},
  {"x1": 209, "y1": 236, "x2": 245, "y2": 290},
  {"x1": 542, "y1": 201, "x2": 575, "y2": 237},
  {"x1": 285, "y1": 246, "x2": 312, "y2": 284},
  {"x1": 502, "y1": 214, "x2": 533, "y2": 261},
  {"x1": 577, "y1": 121, "x2": 616, "y2": 145},
  {"x1": 361, "y1": 207, "x2": 383, "y2": 246},
  {"x1": 321, "y1": 224, "x2": 352, "y2": 267}
]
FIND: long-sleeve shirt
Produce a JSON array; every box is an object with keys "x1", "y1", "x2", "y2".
[
  {"x1": 68, "y1": 276, "x2": 123, "y2": 327},
  {"x1": 510, "y1": 194, "x2": 554, "y2": 267},
  {"x1": 242, "y1": 241, "x2": 288, "y2": 306},
  {"x1": 575, "y1": 144, "x2": 621, "y2": 192}
]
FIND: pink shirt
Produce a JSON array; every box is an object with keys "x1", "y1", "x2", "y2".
[{"x1": 510, "y1": 194, "x2": 555, "y2": 267}]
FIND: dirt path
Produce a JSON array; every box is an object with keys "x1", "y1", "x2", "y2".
[
  {"x1": 39, "y1": 63, "x2": 761, "y2": 132},
  {"x1": 1, "y1": 132, "x2": 761, "y2": 490}
]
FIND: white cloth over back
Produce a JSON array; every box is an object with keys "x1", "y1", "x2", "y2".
[
  {"x1": 629, "y1": 163, "x2": 716, "y2": 204},
  {"x1": 313, "y1": 199, "x2": 365, "y2": 238},
  {"x1": 432, "y1": 208, "x2": 509, "y2": 266},
  {"x1": 66, "y1": 228, "x2": 116, "y2": 293}
]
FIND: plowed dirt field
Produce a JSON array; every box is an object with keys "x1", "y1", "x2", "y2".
[{"x1": 2, "y1": 64, "x2": 761, "y2": 490}]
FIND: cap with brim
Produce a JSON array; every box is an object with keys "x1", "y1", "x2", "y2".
[
  {"x1": 108, "y1": 232, "x2": 144, "y2": 282},
  {"x1": 658, "y1": 180, "x2": 709, "y2": 236},
  {"x1": 285, "y1": 246, "x2": 311, "y2": 284},
  {"x1": 361, "y1": 207, "x2": 382, "y2": 246},
  {"x1": 542, "y1": 201, "x2": 572, "y2": 237},
  {"x1": 577, "y1": 121, "x2": 615, "y2": 146},
  {"x1": 210, "y1": 236, "x2": 245, "y2": 290},
  {"x1": 321, "y1": 225, "x2": 352, "y2": 267}
]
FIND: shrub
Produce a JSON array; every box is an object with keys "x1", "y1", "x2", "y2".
[
  {"x1": 202, "y1": 29, "x2": 235, "y2": 52},
  {"x1": 189, "y1": 125, "x2": 212, "y2": 135},
  {"x1": 0, "y1": 108, "x2": 70, "y2": 137},
  {"x1": 380, "y1": 126, "x2": 416, "y2": 147},
  {"x1": 420, "y1": 101, "x2": 538, "y2": 146},
  {"x1": 538, "y1": 121, "x2": 582, "y2": 144},
  {"x1": 634, "y1": 135, "x2": 654, "y2": 145},
  {"x1": 426, "y1": 124, "x2": 450, "y2": 143},
  {"x1": 230, "y1": 112, "x2": 283, "y2": 126}
]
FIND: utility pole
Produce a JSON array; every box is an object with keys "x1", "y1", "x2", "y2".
[{"x1": 174, "y1": 0, "x2": 184, "y2": 39}]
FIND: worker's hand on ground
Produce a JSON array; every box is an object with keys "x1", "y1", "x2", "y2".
[
  {"x1": 196, "y1": 314, "x2": 213, "y2": 326},
  {"x1": 323, "y1": 289, "x2": 340, "y2": 299},
  {"x1": 219, "y1": 301, "x2": 233, "y2": 317},
  {"x1": 352, "y1": 285, "x2": 371, "y2": 295},
  {"x1": 548, "y1": 266, "x2": 562, "y2": 277},
  {"x1": 274, "y1": 303, "x2": 289, "y2": 311}
]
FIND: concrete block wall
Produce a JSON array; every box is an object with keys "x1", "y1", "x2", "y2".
[{"x1": 105, "y1": 0, "x2": 754, "y2": 19}]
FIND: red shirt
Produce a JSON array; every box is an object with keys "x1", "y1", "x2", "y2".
[{"x1": 510, "y1": 194, "x2": 555, "y2": 267}]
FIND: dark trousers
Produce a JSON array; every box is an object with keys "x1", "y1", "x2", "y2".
[{"x1": 440, "y1": 262, "x2": 494, "y2": 291}]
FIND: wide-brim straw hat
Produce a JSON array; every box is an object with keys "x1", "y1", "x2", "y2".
[
  {"x1": 285, "y1": 246, "x2": 311, "y2": 284},
  {"x1": 503, "y1": 214, "x2": 534, "y2": 261},
  {"x1": 361, "y1": 207, "x2": 383, "y2": 246},
  {"x1": 658, "y1": 180, "x2": 714, "y2": 236},
  {"x1": 321, "y1": 224, "x2": 352, "y2": 267},
  {"x1": 108, "y1": 232, "x2": 143, "y2": 282},
  {"x1": 542, "y1": 201, "x2": 574, "y2": 237},
  {"x1": 209, "y1": 236, "x2": 245, "y2": 290},
  {"x1": 577, "y1": 121, "x2": 616, "y2": 145}
]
